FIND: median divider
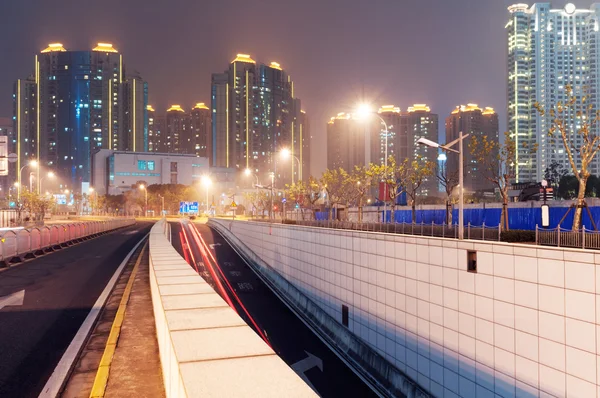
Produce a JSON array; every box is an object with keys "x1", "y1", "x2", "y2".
[
  {"x1": 0, "y1": 218, "x2": 136, "y2": 267},
  {"x1": 149, "y1": 219, "x2": 316, "y2": 398}
]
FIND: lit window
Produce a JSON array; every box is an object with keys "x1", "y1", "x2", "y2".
[{"x1": 138, "y1": 160, "x2": 147, "y2": 170}]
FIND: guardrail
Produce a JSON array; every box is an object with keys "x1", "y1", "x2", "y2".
[
  {"x1": 0, "y1": 219, "x2": 136, "y2": 267},
  {"x1": 148, "y1": 219, "x2": 316, "y2": 398},
  {"x1": 536, "y1": 225, "x2": 600, "y2": 249},
  {"x1": 285, "y1": 220, "x2": 502, "y2": 241},
  {"x1": 209, "y1": 218, "x2": 430, "y2": 398}
]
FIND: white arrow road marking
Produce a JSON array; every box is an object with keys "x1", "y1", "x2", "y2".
[
  {"x1": 291, "y1": 351, "x2": 323, "y2": 393},
  {"x1": 209, "y1": 243, "x2": 221, "y2": 249},
  {"x1": 0, "y1": 290, "x2": 25, "y2": 310}
]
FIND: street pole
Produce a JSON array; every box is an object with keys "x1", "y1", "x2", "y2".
[
  {"x1": 459, "y1": 131, "x2": 464, "y2": 240},
  {"x1": 270, "y1": 173, "x2": 274, "y2": 221},
  {"x1": 145, "y1": 189, "x2": 148, "y2": 217},
  {"x1": 161, "y1": 195, "x2": 164, "y2": 216},
  {"x1": 205, "y1": 186, "x2": 209, "y2": 214}
]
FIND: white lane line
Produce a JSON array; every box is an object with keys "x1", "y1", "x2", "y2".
[
  {"x1": 0, "y1": 289, "x2": 25, "y2": 310},
  {"x1": 38, "y1": 233, "x2": 148, "y2": 398}
]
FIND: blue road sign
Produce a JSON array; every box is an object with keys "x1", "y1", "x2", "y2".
[
  {"x1": 282, "y1": 198, "x2": 287, "y2": 203},
  {"x1": 179, "y1": 201, "x2": 199, "y2": 214}
]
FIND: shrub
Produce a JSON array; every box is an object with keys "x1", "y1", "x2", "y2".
[
  {"x1": 501, "y1": 230, "x2": 535, "y2": 243},
  {"x1": 283, "y1": 219, "x2": 297, "y2": 225}
]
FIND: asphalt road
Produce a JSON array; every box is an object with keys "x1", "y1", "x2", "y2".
[
  {"x1": 172, "y1": 221, "x2": 377, "y2": 398},
  {"x1": 0, "y1": 221, "x2": 152, "y2": 398}
]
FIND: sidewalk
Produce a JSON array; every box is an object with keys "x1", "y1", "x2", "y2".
[
  {"x1": 104, "y1": 248, "x2": 165, "y2": 398},
  {"x1": 60, "y1": 243, "x2": 164, "y2": 398}
]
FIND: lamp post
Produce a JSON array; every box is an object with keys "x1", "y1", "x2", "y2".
[
  {"x1": 201, "y1": 176, "x2": 211, "y2": 214},
  {"x1": 18, "y1": 160, "x2": 38, "y2": 201},
  {"x1": 89, "y1": 187, "x2": 96, "y2": 215},
  {"x1": 40, "y1": 172, "x2": 55, "y2": 195},
  {"x1": 139, "y1": 184, "x2": 147, "y2": 217},
  {"x1": 158, "y1": 194, "x2": 165, "y2": 217},
  {"x1": 269, "y1": 172, "x2": 275, "y2": 221},
  {"x1": 280, "y1": 148, "x2": 302, "y2": 184},
  {"x1": 356, "y1": 104, "x2": 389, "y2": 222},
  {"x1": 417, "y1": 131, "x2": 470, "y2": 240}
]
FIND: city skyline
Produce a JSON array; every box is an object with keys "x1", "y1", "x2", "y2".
[{"x1": 3, "y1": 0, "x2": 581, "y2": 177}]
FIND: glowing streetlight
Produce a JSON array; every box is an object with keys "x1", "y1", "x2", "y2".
[
  {"x1": 40, "y1": 171, "x2": 55, "y2": 193},
  {"x1": 280, "y1": 148, "x2": 301, "y2": 184},
  {"x1": 417, "y1": 132, "x2": 470, "y2": 240},
  {"x1": 139, "y1": 184, "x2": 147, "y2": 217},
  {"x1": 18, "y1": 160, "x2": 38, "y2": 200},
  {"x1": 201, "y1": 176, "x2": 212, "y2": 213},
  {"x1": 356, "y1": 103, "x2": 390, "y2": 222}
]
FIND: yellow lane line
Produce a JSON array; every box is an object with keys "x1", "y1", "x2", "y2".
[{"x1": 89, "y1": 240, "x2": 148, "y2": 398}]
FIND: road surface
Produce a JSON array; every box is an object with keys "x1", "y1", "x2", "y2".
[
  {"x1": 173, "y1": 221, "x2": 377, "y2": 398},
  {"x1": 0, "y1": 222, "x2": 152, "y2": 398}
]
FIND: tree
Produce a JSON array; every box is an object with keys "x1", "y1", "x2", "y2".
[
  {"x1": 405, "y1": 159, "x2": 436, "y2": 223},
  {"x1": 21, "y1": 190, "x2": 55, "y2": 222},
  {"x1": 544, "y1": 160, "x2": 567, "y2": 188},
  {"x1": 320, "y1": 168, "x2": 352, "y2": 220},
  {"x1": 348, "y1": 165, "x2": 375, "y2": 222},
  {"x1": 535, "y1": 85, "x2": 600, "y2": 230},
  {"x1": 469, "y1": 131, "x2": 518, "y2": 231},
  {"x1": 371, "y1": 156, "x2": 407, "y2": 222},
  {"x1": 437, "y1": 162, "x2": 459, "y2": 224},
  {"x1": 243, "y1": 191, "x2": 270, "y2": 217}
]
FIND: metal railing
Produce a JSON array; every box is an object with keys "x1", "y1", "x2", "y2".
[
  {"x1": 0, "y1": 218, "x2": 135, "y2": 266},
  {"x1": 536, "y1": 225, "x2": 600, "y2": 249},
  {"x1": 287, "y1": 220, "x2": 502, "y2": 241}
]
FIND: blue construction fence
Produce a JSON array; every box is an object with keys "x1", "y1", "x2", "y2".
[{"x1": 315, "y1": 207, "x2": 600, "y2": 231}]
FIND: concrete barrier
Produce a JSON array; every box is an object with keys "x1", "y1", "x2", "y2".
[
  {"x1": 148, "y1": 219, "x2": 316, "y2": 398},
  {"x1": 0, "y1": 218, "x2": 135, "y2": 266}
]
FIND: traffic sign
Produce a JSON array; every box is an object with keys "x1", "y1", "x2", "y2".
[
  {"x1": 7, "y1": 153, "x2": 17, "y2": 163},
  {"x1": 282, "y1": 198, "x2": 287, "y2": 203},
  {"x1": 230, "y1": 201, "x2": 237, "y2": 208},
  {"x1": 179, "y1": 201, "x2": 199, "y2": 214}
]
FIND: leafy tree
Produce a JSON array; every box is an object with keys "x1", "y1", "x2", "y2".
[
  {"x1": 405, "y1": 159, "x2": 436, "y2": 222},
  {"x1": 371, "y1": 156, "x2": 407, "y2": 221},
  {"x1": 469, "y1": 131, "x2": 519, "y2": 231},
  {"x1": 437, "y1": 162, "x2": 459, "y2": 224},
  {"x1": 244, "y1": 191, "x2": 270, "y2": 217},
  {"x1": 348, "y1": 165, "x2": 376, "y2": 222},
  {"x1": 320, "y1": 168, "x2": 353, "y2": 220},
  {"x1": 535, "y1": 85, "x2": 600, "y2": 230},
  {"x1": 544, "y1": 160, "x2": 567, "y2": 188}
]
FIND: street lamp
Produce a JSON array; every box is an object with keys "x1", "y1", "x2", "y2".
[
  {"x1": 139, "y1": 184, "x2": 147, "y2": 217},
  {"x1": 40, "y1": 171, "x2": 55, "y2": 194},
  {"x1": 201, "y1": 176, "x2": 212, "y2": 214},
  {"x1": 417, "y1": 132, "x2": 470, "y2": 240},
  {"x1": 244, "y1": 168, "x2": 259, "y2": 187},
  {"x1": 18, "y1": 160, "x2": 38, "y2": 200},
  {"x1": 280, "y1": 148, "x2": 302, "y2": 184},
  {"x1": 356, "y1": 104, "x2": 390, "y2": 222}
]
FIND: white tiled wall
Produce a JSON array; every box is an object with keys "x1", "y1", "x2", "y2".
[{"x1": 214, "y1": 220, "x2": 600, "y2": 398}]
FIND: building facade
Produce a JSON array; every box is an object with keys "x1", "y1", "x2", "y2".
[
  {"x1": 211, "y1": 54, "x2": 307, "y2": 185},
  {"x1": 91, "y1": 149, "x2": 209, "y2": 195},
  {"x1": 189, "y1": 103, "x2": 211, "y2": 158},
  {"x1": 327, "y1": 113, "x2": 375, "y2": 171},
  {"x1": 507, "y1": 3, "x2": 600, "y2": 182},
  {"x1": 164, "y1": 105, "x2": 187, "y2": 154},
  {"x1": 13, "y1": 42, "x2": 148, "y2": 193},
  {"x1": 446, "y1": 104, "x2": 499, "y2": 192}
]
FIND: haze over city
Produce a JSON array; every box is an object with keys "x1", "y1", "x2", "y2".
[{"x1": 2, "y1": 0, "x2": 583, "y2": 176}]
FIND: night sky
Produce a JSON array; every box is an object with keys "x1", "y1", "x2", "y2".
[{"x1": 0, "y1": 0, "x2": 591, "y2": 175}]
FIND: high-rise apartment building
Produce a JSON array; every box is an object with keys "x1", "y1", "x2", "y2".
[
  {"x1": 189, "y1": 103, "x2": 211, "y2": 158},
  {"x1": 400, "y1": 105, "x2": 439, "y2": 195},
  {"x1": 328, "y1": 104, "x2": 439, "y2": 195},
  {"x1": 147, "y1": 105, "x2": 157, "y2": 152},
  {"x1": 507, "y1": 3, "x2": 600, "y2": 182},
  {"x1": 122, "y1": 73, "x2": 148, "y2": 152},
  {"x1": 165, "y1": 105, "x2": 187, "y2": 154},
  {"x1": 327, "y1": 113, "x2": 376, "y2": 171},
  {"x1": 445, "y1": 104, "x2": 499, "y2": 192},
  {"x1": 211, "y1": 54, "x2": 307, "y2": 184},
  {"x1": 13, "y1": 42, "x2": 148, "y2": 192}
]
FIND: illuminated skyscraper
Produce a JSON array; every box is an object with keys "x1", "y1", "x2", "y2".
[
  {"x1": 446, "y1": 104, "x2": 499, "y2": 192},
  {"x1": 507, "y1": 3, "x2": 600, "y2": 182},
  {"x1": 211, "y1": 54, "x2": 305, "y2": 184},
  {"x1": 13, "y1": 42, "x2": 148, "y2": 192},
  {"x1": 326, "y1": 113, "x2": 376, "y2": 171},
  {"x1": 165, "y1": 105, "x2": 187, "y2": 154},
  {"x1": 189, "y1": 103, "x2": 211, "y2": 158}
]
